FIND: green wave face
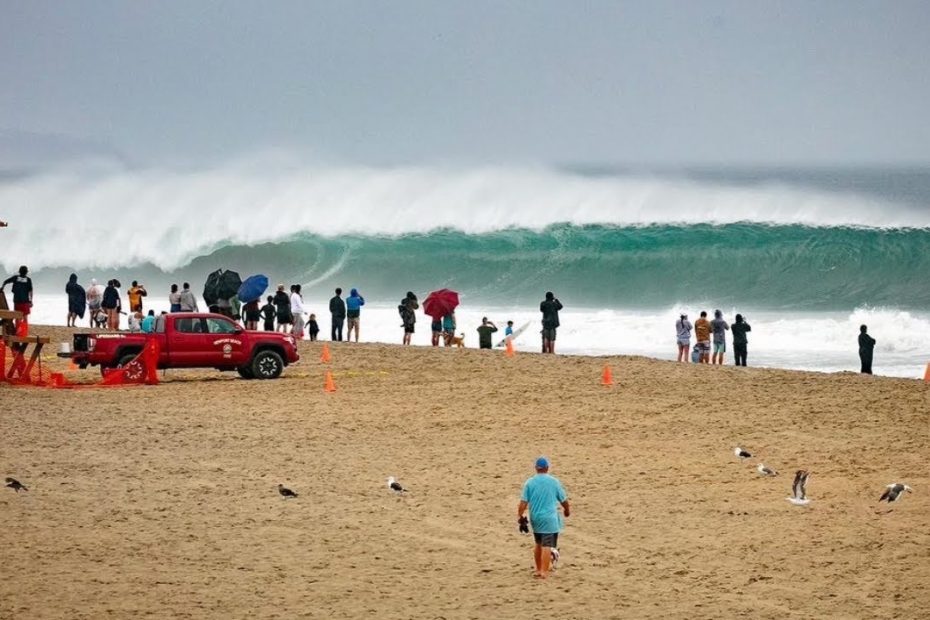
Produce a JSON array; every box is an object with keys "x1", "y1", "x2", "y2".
[{"x1": 166, "y1": 223, "x2": 930, "y2": 310}]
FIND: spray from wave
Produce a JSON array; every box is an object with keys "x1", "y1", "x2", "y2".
[{"x1": 2, "y1": 159, "x2": 929, "y2": 274}]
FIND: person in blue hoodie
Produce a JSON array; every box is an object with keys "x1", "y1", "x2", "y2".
[{"x1": 346, "y1": 288, "x2": 365, "y2": 342}]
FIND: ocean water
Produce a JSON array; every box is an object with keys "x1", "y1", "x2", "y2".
[{"x1": 3, "y1": 162, "x2": 929, "y2": 377}]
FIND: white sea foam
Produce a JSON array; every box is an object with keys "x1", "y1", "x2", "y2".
[
  {"x1": 25, "y1": 293, "x2": 930, "y2": 379},
  {"x1": 2, "y1": 159, "x2": 928, "y2": 272}
]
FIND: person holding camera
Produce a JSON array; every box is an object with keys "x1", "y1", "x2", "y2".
[
  {"x1": 731, "y1": 314, "x2": 752, "y2": 366},
  {"x1": 127, "y1": 280, "x2": 148, "y2": 313},
  {"x1": 540, "y1": 291, "x2": 563, "y2": 354}
]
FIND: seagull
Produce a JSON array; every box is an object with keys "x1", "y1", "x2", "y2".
[
  {"x1": 387, "y1": 476, "x2": 407, "y2": 494},
  {"x1": 278, "y1": 484, "x2": 298, "y2": 499},
  {"x1": 5, "y1": 477, "x2": 27, "y2": 492},
  {"x1": 786, "y1": 470, "x2": 811, "y2": 505},
  {"x1": 757, "y1": 463, "x2": 778, "y2": 477},
  {"x1": 734, "y1": 447, "x2": 752, "y2": 461},
  {"x1": 879, "y1": 483, "x2": 913, "y2": 503}
]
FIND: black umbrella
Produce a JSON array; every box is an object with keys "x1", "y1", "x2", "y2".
[{"x1": 203, "y1": 269, "x2": 243, "y2": 306}]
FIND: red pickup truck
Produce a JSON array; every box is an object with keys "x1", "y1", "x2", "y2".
[{"x1": 69, "y1": 313, "x2": 300, "y2": 380}]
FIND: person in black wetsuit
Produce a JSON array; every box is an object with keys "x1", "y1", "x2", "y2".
[{"x1": 858, "y1": 324, "x2": 876, "y2": 375}]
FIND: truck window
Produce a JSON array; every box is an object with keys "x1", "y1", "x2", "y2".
[
  {"x1": 206, "y1": 318, "x2": 237, "y2": 334},
  {"x1": 176, "y1": 318, "x2": 205, "y2": 333}
]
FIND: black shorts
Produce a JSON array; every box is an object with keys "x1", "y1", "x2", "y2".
[
  {"x1": 542, "y1": 327, "x2": 557, "y2": 341},
  {"x1": 533, "y1": 532, "x2": 558, "y2": 548},
  {"x1": 404, "y1": 324, "x2": 415, "y2": 334}
]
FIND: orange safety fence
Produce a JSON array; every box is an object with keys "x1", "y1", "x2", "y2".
[{"x1": 1, "y1": 334, "x2": 160, "y2": 389}]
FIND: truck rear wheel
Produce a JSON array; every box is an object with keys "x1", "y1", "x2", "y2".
[
  {"x1": 251, "y1": 350, "x2": 283, "y2": 379},
  {"x1": 237, "y1": 365, "x2": 255, "y2": 379}
]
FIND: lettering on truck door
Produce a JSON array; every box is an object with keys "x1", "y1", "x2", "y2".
[{"x1": 205, "y1": 317, "x2": 244, "y2": 365}]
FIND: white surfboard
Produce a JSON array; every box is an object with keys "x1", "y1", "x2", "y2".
[{"x1": 495, "y1": 321, "x2": 532, "y2": 347}]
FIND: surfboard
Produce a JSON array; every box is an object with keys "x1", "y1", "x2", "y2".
[{"x1": 495, "y1": 321, "x2": 532, "y2": 347}]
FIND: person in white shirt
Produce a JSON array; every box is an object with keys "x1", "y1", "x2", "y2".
[{"x1": 290, "y1": 284, "x2": 306, "y2": 339}]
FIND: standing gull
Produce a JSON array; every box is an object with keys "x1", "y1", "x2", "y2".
[
  {"x1": 5, "y1": 477, "x2": 28, "y2": 492},
  {"x1": 757, "y1": 464, "x2": 778, "y2": 477},
  {"x1": 879, "y1": 483, "x2": 913, "y2": 503},
  {"x1": 734, "y1": 447, "x2": 752, "y2": 461},
  {"x1": 278, "y1": 484, "x2": 298, "y2": 499},
  {"x1": 387, "y1": 477, "x2": 407, "y2": 494},
  {"x1": 786, "y1": 470, "x2": 811, "y2": 505}
]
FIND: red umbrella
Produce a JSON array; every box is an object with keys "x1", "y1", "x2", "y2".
[{"x1": 422, "y1": 288, "x2": 460, "y2": 319}]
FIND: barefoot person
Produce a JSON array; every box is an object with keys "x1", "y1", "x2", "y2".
[
  {"x1": 517, "y1": 456, "x2": 570, "y2": 579},
  {"x1": 858, "y1": 324, "x2": 876, "y2": 374},
  {"x1": 675, "y1": 313, "x2": 692, "y2": 362}
]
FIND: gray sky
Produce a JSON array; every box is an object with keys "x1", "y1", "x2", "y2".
[{"x1": 2, "y1": 1, "x2": 929, "y2": 167}]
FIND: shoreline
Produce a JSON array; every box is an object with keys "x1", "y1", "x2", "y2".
[{"x1": 2, "y1": 323, "x2": 928, "y2": 618}]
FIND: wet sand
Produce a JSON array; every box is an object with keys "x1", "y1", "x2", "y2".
[{"x1": 2, "y1": 325, "x2": 929, "y2": 619}]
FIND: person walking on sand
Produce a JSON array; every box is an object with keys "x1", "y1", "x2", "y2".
[
  {"x1": 540, "y1": 291, "x2": 563, "y2": 354},
  {"x1": 477, "y1": 317, "x2": 498, "y2": 350},
  {"x1": 675, "y1": 313, "x2": 692, "y2": 362},
  {"x1": 711, "y1": 309, "x2": 730, "y2": 365},
  {"x1": 693, "y1": 311, "x2": 712, "y2": 364},
  {"x1": 517, "y1": 457, "x2": 570, "y2": 580},
  {"x1": 178, "y1": 282, "x2": 198, "y2": 312},
  {"x1": 346, "y1": 287, "x2": 365, "y2": 342},
  {"x1": 858, "y1": 324, "x2": 876, "y2": 375},
  {"x1": 399, "y1": 291, "x2": 419, "y2": 345},
  {"x1": 65, "y1": 273, "x2": 86, "y2": 327},
  {"x1": 731, "y1": 314, "x2": 752, "y2": 367},
  {"x1": 329, "y1": 287, "x2": 346, "y2": 341}
]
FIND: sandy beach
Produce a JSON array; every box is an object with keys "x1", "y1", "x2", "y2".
[{"x1": 2, "y1": 325, "x2": 929, "y2": 619}]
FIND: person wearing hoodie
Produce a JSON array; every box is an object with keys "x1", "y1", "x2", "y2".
[
  {"x1": 398, "y1": 291, "x2": 419, "y2": 345},
  {"x1": 710, "y1": 309, "x2": 730, "y2": 366},
  {"x1": 178, "y1": 282, "x2": 199, "y2": 312},
  {"x1": 346, "y1": 287, "x2": 365, "y2": 342},
  {"x1": 65, "y1": 273, "x2": 86, "y2": 327}
]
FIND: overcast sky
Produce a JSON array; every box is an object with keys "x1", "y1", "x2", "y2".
[{"x1": 2, "y1": 1, "x2": 929, "y2": 167}]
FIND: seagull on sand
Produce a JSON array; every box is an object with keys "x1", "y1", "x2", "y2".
[
  {"x1": 879, "y1": 483, "x2": 913, "y2": 503},
  {"x1": 757, "y1": 463, "x2": 778, "y2": 477},
  {"x1": 734, "y1": 447, "x2": 752, "y2": 461},
  {"x1": 387, "y1": 477, "x2": 407, "y2": 494},
  {"x1": 278, "y1": 484, "x2": 298, "y2": 499},
  {"x1": 786, "y1": 470, "x2": 811, "y2": 506},
  {"x1": 5, "y1": 477, "x2": 28, "y2": 492}
]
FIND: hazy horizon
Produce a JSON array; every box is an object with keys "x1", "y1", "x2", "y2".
[{"x1": 3, "y1": 1, "x2": 930, "y2": 168}]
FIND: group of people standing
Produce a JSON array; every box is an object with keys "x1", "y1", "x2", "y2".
[
  {"x1": 675, "y1": 310, "x2": 752, "y2": 366},
  {"x1": 64, "y1": 274, "x2": 154, "y2": 331}
]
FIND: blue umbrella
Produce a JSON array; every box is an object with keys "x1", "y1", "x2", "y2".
[{"x1": 237, "y1": 274, "x2": 269, "y2": 304}]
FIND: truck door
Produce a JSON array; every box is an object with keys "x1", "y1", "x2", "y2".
[
  {"x1": 170, "y1": 316, "x2": 211, "y2": 367},
  {"x1": 205, "y1": 317, "x2": 245, "y2": 365}
]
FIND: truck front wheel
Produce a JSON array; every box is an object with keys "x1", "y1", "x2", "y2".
[{"x1": 251, "y1": 350, "x2": 283, "y2": 379}]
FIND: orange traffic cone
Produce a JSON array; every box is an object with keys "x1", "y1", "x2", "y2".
[
  {"x1": 324, "y1": 370, "x2": 337, "y2": 392},
  {"x1": 505, "y1": 337, "x2": 515, "y2": 358},
  {"x1": 924, "y1": 362, "x2": 930, "y2": 383},
  {"x1": 320, "y1": 343, "x2": 331, "y2": 363},
  {"x1": 601, "y1": 364, "x2": 613, "y2": 386}
]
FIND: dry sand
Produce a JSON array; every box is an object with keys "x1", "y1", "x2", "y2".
[{"x1": 2, "y1": 325, "x2": 929, "y2": 619}]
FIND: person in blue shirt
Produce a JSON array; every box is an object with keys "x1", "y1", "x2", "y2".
[
  {"x1": 517, "y1": 456, "x2": 570, "y2": 579},
  {"x1": 141, "y1": 310, "x2": 156, "y2": 333},
  {"x1": 345, "y1": 288, "x2": 365, "y2": 342}
]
